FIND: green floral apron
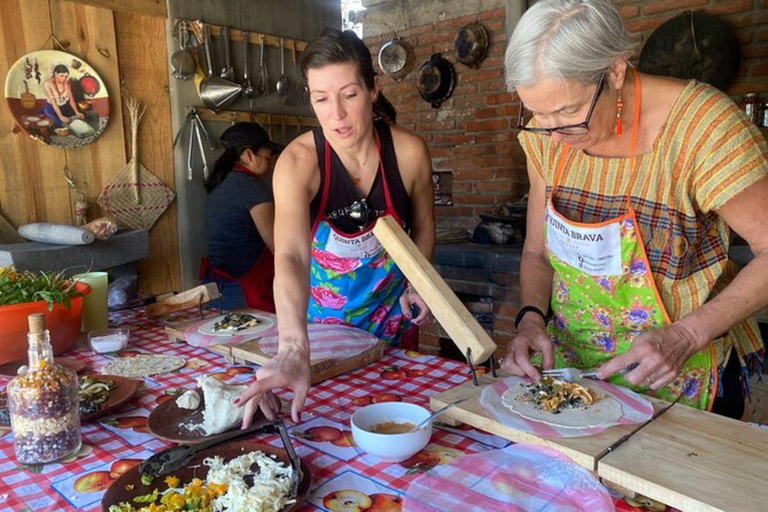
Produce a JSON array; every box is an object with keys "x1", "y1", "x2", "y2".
[{"x1": 544, "y1": 71, "x2": 716, "y2": 410}]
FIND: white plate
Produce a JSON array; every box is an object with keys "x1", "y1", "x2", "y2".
[{"x1": 197, "y1": 312, "x2": 274, "y2": 337}]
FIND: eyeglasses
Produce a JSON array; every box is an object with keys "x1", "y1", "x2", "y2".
[
  {"x1": 349, "y1": 198, "x2": 371, "y2": 228},
  {"x1": 516, "y1": 73, "x2": 606, "y2": 136}
]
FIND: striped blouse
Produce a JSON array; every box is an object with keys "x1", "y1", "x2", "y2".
[{"x1": 519, "y1": 80, "x2": 767, "y2": 368}]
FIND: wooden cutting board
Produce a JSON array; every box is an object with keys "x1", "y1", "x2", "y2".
[
  {"x1": 209, "y1": 338, "x2": 386, "y2": 385},
  {"x1": 429, "y1": 373, "x2": 667, "y2": 471},
  {"x1": 597, "y1": 403, "x2": 768, "y2": 511},
  {"x1": 166, "y1": 315, "x2": 386, "y2": 385}
]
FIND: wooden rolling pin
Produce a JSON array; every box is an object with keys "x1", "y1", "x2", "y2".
[
  {"x1": 18, "y1": 223, "x2": 95, "y2": 245},
  {"x1": 372, "y1": 215, "x2": 497, "y2": 365}
]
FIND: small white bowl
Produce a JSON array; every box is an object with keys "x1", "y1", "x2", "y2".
[
  {"x1": 88, "y1": 328, "x2": 130, "y2": 354},
  {"x1": 351, "y1": 402, "x2": 432, "y2": 462}
]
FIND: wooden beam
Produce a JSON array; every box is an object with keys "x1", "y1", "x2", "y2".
[
  {"x1": 61, "y1": 0, "x2": 166, "y2": 18},
  {"x1": 372, "y1": 216, "x2": 497, "y2": 365}
]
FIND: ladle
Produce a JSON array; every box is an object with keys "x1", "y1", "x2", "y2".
[
  {"x1": 219, "y1": 26, "x2": 234, "y2": 81},
  {"x1": 276, "y1": 37, "x2": 290, "y2": 97},
  {"x1": 241, "y1": 30, "x2": 257, "y2": 103}
]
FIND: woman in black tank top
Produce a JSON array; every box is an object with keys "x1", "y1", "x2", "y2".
[{"x1": 234, "y1": 29, "x2": 436, "y2": 427}]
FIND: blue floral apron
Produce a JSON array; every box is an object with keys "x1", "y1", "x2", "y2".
[{"x1": 307, "y1": 138, "x2": 410, "y2": 344}]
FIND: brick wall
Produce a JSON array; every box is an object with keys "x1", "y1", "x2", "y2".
[
  {"x1": 362, "y1": 0, "x2": 767, "y2": 356},
  {"x1": 366, "y1": 7, "x2": 525, "y2": 232},
  {"x1": 364, "y1": 1, "x2": 768, "y2": 234},
  {"x1": 618, "y1": 0, "x2": 768, "y2": 94}
]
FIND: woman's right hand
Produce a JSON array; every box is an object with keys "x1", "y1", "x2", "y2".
[
  {"x1": 235, "y1": 340, "x2": 311, "y2": 427},
  {"x1": 61, "y1": 117, "x2": 71, "y2": 125},
  {"x1": 501, "y1": 315, "x2": 554, "y2": 380}
]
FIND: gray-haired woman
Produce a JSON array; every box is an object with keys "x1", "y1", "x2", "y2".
[{"x1": 501, "y1": 0, "x2": 768, "y2": 418}]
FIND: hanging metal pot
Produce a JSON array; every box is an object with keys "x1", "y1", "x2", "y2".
[
  {"x1": 454, "y1": 22, "x2": 489, "y2": 69},
  {"x1": 639, "y1": 11, "x2": 740, "y2": 92},
  {"x1": 378, "y1": 38, "x2": 411, "y2": 81},
  {"x1": 416, "y1": 53, "x2": 456, "y2": 109}
]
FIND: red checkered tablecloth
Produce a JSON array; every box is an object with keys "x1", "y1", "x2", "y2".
[{"x1": 0, "y1": 309, "x2": 662, "y2": 511}]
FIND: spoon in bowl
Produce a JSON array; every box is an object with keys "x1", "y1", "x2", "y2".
[{"x1": 407, "y1": 397, "x2": 471, "y2": 433}]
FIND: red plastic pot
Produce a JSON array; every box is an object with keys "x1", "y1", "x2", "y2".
[{"x1": 0, "y1": 281, "x2": 91, "y2": 365}]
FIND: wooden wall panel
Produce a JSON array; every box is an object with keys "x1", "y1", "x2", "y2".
[
  {"x1": 0, "y1": 0, "x2": 67, "y2": 227},
  {"x1": 0, "y1": 0, "x2": 180, "y2": 295},
  {"x1": 114, "y1": 11, "x2": 180, "y2": 294},
  {"x1": 48, "y1": 0, "x2": 126, "y2": 220}
]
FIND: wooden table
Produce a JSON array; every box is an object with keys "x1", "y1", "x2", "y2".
[{"x1": 597, "y1": 403, "x2": 768, "y2": 512}]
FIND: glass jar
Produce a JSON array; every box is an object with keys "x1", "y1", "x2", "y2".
[
  {"x1": 742, "y1": 93, "x2": 761, "y2": 125},
  {"x1": 7, "y1": 313, "x2": 81, "y2": 464}
]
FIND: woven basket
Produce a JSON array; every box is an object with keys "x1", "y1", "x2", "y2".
[{"x1": 97, "y1": 97, "x2": 175, "y2": 230}]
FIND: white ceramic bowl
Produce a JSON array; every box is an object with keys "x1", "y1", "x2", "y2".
[{"x1": 351, "y1": 402, "x2": 432, "y2": 462}]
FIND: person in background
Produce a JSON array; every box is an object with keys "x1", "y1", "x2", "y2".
[
  {"x1": 501, "y1": 0, "x2": 767, "y2": 418},
  {"x1": 236, "y1": 28, "x2": 436, "y2": 426},
  {"x1": 201, "y1": 122, "x2": 280, "y2": 313}
]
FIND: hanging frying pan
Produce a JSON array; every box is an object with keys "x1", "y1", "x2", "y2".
[
  {"x1": 417, "y1": 53, "x2": 456, "y2": 109},
  {"x1": 378, "y1": 38, "x2": 412, "y2": 81},
  {"x1": 639, "y1": 10, "x2": 740, "y2": 92},
  {"x1": 454, "y1": 22, "x2": 489, "y2": 69}
]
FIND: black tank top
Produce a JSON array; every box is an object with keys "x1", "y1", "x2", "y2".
[{"x1": 310, "y1": 121, "x2": 412, "y2": 235}]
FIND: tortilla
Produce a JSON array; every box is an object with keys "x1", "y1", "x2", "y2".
[
  {"x1": 501, "y1": 379, "x2": 623, "y2": 429},
  {"x1": 101, "y1": 354, "x2": 186, "y2": 379},
  {"x1": 197, "y1": 312, "x2": 274, "y2": 337}
]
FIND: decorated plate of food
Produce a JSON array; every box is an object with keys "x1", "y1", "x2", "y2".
[
  {"x1": 101, "y1": 439, "x2": 312, "y2": 512},
  {"x1": 147, "y1": 375, "x2": 267, "y2": 444},
  {"x1": 197, "y1": 312, "x2": 274, "y2": 336},
  {"x1": 500, "y1": 376, "x2": 623, "y2": 429}
]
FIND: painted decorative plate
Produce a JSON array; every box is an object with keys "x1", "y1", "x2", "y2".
[{"x1": 5, "y1": 49, "x2": 110, "y2": 148}]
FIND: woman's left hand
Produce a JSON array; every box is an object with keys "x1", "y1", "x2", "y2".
[
  {"x1": 597, "y1": 323, "x2": 702, "y2": 390},
  {"x1": 400, "y1": 288, "x2": 432, "y2": 326},
  {"x1": 75, "y1": 112, "x2": 85, "y2": 120}
]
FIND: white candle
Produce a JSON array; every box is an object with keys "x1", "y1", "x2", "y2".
[{"x1": 72, "y1": 272, "x2": 109, "y2": 332}]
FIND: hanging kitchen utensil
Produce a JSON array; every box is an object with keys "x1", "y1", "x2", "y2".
[
  {"x1": 193, "y1": 117, "x2": 209, "y2": 180},
  {"x1": 378, "y1": 37, "x2": 412, "y2": 81},
  {"x1": 241, "y1": 30, "x2": 257, "y2": 105},
  {"x1": 219, "y1": 26, "x2": 235, "y2": 81},
  {"x1": 416, "y1": 53, "x2": 456, "y2": 109},
  {"x1": 4, "y1": 49, "x2": 110, "y2": 148},
  {"x1": 199, "y1": 24, "x2": 242, "y2": 111},
  {"x1": 454, "y1": 22, "x2": 489, "y2": 69},
  {"x1": 186, "y1": 115, "x2": 195, "y2": 181},
  {"x1": 285, "y1": 40, "x2": 308, "y2": 106},
  {"x1": 97, "y1": 96, "x2": 175, "y2": 230},
  {"x1": 171, "y1": 21, "x2": 196, "y2": 80},
  {"x1": 191, "y1": 108, "x2": 216, "y2": 151},
  {"x1": 276, "y1": 37, "x2": 291, "y2": 97},
  {"x1": 255, "y1": 35, "x2": 269, "y2": 97},
  {"x1": 639, "y1": 10, "x2": 740, "y2": 92}
]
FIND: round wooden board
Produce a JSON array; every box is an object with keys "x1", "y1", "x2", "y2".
[
  {"x1": 147, "y1": 388, "x2": 267, "y2": 444},
  {"x1": 101, "y1": 440, "x2": 311, "y2": 511},
  {"x1": 81, "y1": 374, "x2": 140, "y2": 422}
]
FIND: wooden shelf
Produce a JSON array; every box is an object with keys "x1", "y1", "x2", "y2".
[
  {"x1": 183, "y1": 19, "x2": 308, "y2": 52},
  {"x1": 195, "y1": 108, "x2": 317, "y2": 129}
]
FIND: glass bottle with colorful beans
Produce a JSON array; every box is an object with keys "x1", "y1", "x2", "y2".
[{"x1": 7, "y1": 313, "x2": 81, "y2": 464}]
